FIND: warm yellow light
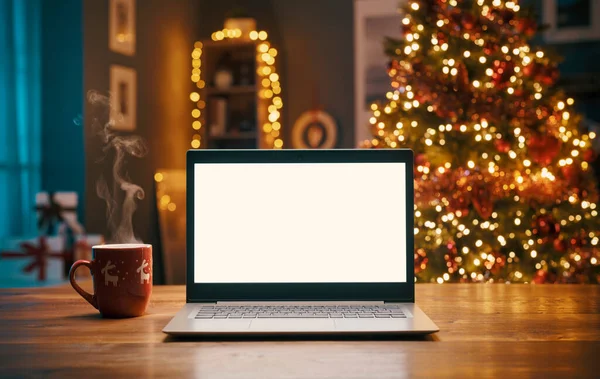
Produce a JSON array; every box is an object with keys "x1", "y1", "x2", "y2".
[
  {"x1": 190, "y1": 92, "x2": 200, "y2": 102},
  {"x1": 249, "y1": 30, "x2": 258, "y2": 40},
  {"x1": 191, "y1": 109, "x2": 200, "y2": 118},
  {"x1": 557, "y1": 101, "x2": 565, "y2": 110},
  {"x1": 191, "y1": 140, "x2": 200, "y2": 148},
  {"x1": 274, "y1": 139, "x2": 283, "y2": 148},
  {"x1": 167, "y1": 203, "x2": 177, "y2": 212},
  {"x1": 411, "y1": 2, "x2": 419, "y2": 10},
  {"x1": 258, "y1": 31, "x2": 268, "y2": 40},
  {"x1": 479, "y1": 56, "x2": 486, "y2": 64},
  {"x1": 473, "y1": 80, "x2": 480, "y2": 88},
  {"x1": 464, "y1": 51, "x2": 471, "y2": 58},
  {"x1": 192, "y1": 121, "x2": 201, "y2": 130},
  {"x1": 154, "y1": 173, "x2": 163, "y2": 182}
]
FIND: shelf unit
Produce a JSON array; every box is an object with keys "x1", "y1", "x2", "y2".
[{"x1": 194, "y1": 40, "x2": 267, "y2": 149}]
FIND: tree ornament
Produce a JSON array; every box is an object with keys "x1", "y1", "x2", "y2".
[
  {"x1": 471, "y1": 182, "x2": 493, "y2": 220},
  {"x1": 583, "y1": 148, "x2": 595, "y2": 162},
  {"x1": 494, "y1": 138, "x2": 511, "y2": 153},
  {"x1": 414, "y1": 248, "x2": 428, "y2": 274},
  {"x1": 527, "y1": 134, "x2": 561, "y2": 166},
  {"x1": 554, "y1": 238, "x2": 567, "y2": 252},
  {"x1": 463, "y1": 12, "x2": 475, "y2": 30}
]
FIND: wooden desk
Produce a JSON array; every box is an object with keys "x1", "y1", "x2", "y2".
[{"x1": 0, "y1": 285, "x2": 599, "y2": 377}]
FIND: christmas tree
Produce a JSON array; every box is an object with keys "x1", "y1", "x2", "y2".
[{"x1": 364, "y1": 0, "x2": 600, "y2": 283}]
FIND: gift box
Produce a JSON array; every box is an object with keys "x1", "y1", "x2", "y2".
[
  {"x1": 0, "y1": 236, "x2": 67, "y2": 288},
  {"x1": 36, "y1": 192, "x2": 83, "y2": 236}
]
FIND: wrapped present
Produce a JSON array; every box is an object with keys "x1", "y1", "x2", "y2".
[
  {"x1": 36, "y1": 192, "x2": 82, "y2": 236},
  {"x1": 0, "y1": 236, "x2": 67, "y2": 286},
  {"x1": 73, "y1": 234, "x2": 105, "y2": 278}
]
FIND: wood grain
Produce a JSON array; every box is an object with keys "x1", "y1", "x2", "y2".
[{"x1": 0, "y1": 284, "x2": 599, "y2": 378}]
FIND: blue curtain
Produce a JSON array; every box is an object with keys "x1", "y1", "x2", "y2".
[{"x1": 0, "y1": 0, "x2": 41, "y2": 239}]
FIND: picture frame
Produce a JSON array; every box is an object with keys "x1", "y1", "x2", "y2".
[
  {"x1": 543, "y1": 0, "x2": 600, "y2": 43},
  {"x1": 353, "y1": 0, "x2": 405, "y2": 147},
  {"x1": 109, "y1": 0, "x2": 136, "y2": 56},
  {"x1": 109, "y1": 65, "x2": 137, "y2": 131}
]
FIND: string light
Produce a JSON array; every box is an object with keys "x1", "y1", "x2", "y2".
[
  {"x1": 192, "y1": 29, "x2": 282, "y2": 149},
  {"x1": 362, "y1": 0, "x2": 600, "y2": 284}
]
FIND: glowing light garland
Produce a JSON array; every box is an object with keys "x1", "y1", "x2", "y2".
[{"x1": 190, "y1": 28, "x2": 283, "y2": 149}]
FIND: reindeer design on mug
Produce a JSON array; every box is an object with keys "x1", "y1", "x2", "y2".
[
  {"x1": 101, "y1": 260, "x2": 118, "y2": 287},
  {"x1": 137, "y1": 259, "x2": 150, "y2": 284}
]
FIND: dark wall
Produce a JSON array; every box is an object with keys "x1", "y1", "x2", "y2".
[
  {"x1": 42, "y1": 0, "x2": 85, "y2": 220},
  {"x1": 197, "y1": 0, "x2": 355, "y2": 147},
  {"x1": 523, "y1": 0, "x2": 600, "y2": 121},
  {"x1": 84, "y1": 0, "x2": 201, "y2": 282}
]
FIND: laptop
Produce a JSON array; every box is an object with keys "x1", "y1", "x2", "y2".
[{"x1": 163, "y1": 149, "x2": 438, "y2": 335}]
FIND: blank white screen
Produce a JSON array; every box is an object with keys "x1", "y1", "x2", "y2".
[{"x1": 194, "y1": 162, "x2": 406, "y2": 283}]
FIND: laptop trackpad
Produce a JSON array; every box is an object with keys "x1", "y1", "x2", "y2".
[{"x1": 250, "y1": 319, "x2": 336, "y2": 332}]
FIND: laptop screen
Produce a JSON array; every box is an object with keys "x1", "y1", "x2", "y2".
[{"x1": 194, "y1": 162, "x2": 407, "y2": 284}]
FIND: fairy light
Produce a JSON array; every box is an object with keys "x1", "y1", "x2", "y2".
[
  {"x1": 192, "y1": 30, "x2": 282, "y2": 149},
  {"x1": 362, "y1": 1, "x2": 600, "y2": 284}
]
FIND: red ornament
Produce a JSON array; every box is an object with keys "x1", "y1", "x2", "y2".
[
  {"x1": 489, "y1": 253, "x2": 506, "y2": 275},
  {"x1": 444, "y1": 241, "x2": 459, "y2": 274},
  {"x1": 515, "y1": 18, "x2": 537, "y2": 38},
  {"x1": 494, "y1": 139, "x2": 511, "y2": 153},
  {"x1": 415, "y1": 153, "x2": 428, "y2": 166},
  {"x1": 527, "y1": 134, "x2": 561, "y2": 166},
  {"x1": 537, "y1": 66, "x2": 559, "y2": 86},
  {"x1": 561, "y1": 164, "x2": 580, "y2": 184},
  {"x1": 534, "y1": 214, "x2": 560, "y2": 238},
  {"x1": 532, "y1": 269, "x2": 548, "y2": 284},
  {"x1": 471, "y1": 182, "x2": 493, "y2": 220},
  {"x1": 414, "y1": 248, "x2": 428, "y2": 274},
  {"x1": 463, "y1": 13, "x2": 475, "y2": 30},
  {"x1": 553, "y1": 238, "x2": 567, "y2": 252}
]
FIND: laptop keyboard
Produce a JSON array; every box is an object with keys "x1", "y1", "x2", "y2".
[{"x1": 195, "y1": 305, "x2": 406, "y2": 319}]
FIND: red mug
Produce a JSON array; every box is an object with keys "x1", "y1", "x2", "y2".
[{"x1": 69, "y1": 244, "x2": 152, "y2": 318}]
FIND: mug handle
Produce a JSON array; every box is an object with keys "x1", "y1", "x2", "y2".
[{"x1": 69, "y1": 260, "x2": 98, "y2": 309}]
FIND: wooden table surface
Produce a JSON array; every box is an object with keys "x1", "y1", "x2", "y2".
[{"x1": 0, "y1": 284, "x2": 599, "y2": 378}]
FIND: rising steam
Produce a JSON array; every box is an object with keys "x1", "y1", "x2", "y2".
[{"x1": 87, "y1": 90, "x2": 147, "y2": 244}]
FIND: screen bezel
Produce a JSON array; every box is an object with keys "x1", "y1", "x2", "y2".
[{"x1": 186, "y1": 149, "x2": 415, "y2": 302}]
